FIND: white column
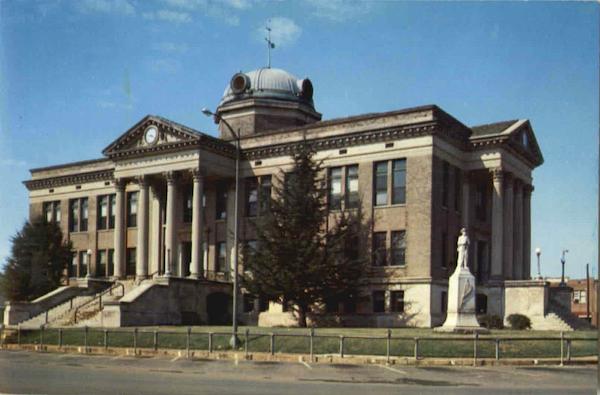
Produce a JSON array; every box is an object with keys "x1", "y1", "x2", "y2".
[
  {"x1": 136, "y1": 176, "x2": 149, "y2": 280},
  {"x1": 164, "y1": 171, "x2": 177, "y2": 277},
  {"x1": 523, "y1": 185, "x2": 533, "y2": 280},
  {"x1": 513, "y1": 181, "x2": 524, "y2": 279},
  {"x1": 190, "y1": 169, "x2": 204, "y2": 279},
  {"x1": 503, "y1": 174, "x2": 514, "y2": 280},
  {"x1": 113, "y1": 178, "x2": 126, "y2": 279},
  {"x1": 490, "y1": 168, "x2": 504, "y2": 280}
]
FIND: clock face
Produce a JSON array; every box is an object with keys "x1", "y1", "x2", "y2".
[{"x1": 144, "y1": 126, "x2": 158, "y2": 144}]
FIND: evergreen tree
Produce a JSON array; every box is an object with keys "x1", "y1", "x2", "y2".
[
  {"x1": 0, "y1": 218, "x2": 72, "y2": 301},
  {"x1": 242, "y1": 143, "x2": 368, "y2": 327}
]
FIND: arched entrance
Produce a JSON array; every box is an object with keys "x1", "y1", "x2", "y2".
[{"x1": 206, "y1": 292, "x2": 231, "y2": 325}]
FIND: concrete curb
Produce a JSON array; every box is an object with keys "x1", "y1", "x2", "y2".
[{"x1": 1, "y1": 344, "x2": 597, "y2": 367}]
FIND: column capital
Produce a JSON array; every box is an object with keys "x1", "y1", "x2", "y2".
[
  {"x1": 136, "y1": 175, "x2": 149, "y2": 187},
  {"x1": 523, "y1": 184, "x2": 534, "y2": 196},
  {"x1": 491, "y1": 168, "x2": 504, "y2": 182},
  {"x1": 164, "y1": 171, "x2": 178, "y2": 185},
  {"x1": 190, "y1": 167, "x2": 206, "y2": 181},
  {"x1": 114, "y1": 178, "x2": 126, "y2": 191}
]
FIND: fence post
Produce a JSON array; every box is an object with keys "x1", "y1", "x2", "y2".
[
  {"x1": 153, "y1": 330, "x2": 158, "y2": 351},
  {"x1": 339, "y1": 335, "x2": 344, "y2": 358},
  {"x1": 133, "y1": 328, "x2": 138, "y2": 356},
  {"x1": 45, "y1": 311, "x2": 49, "y2": 325},
  {"x1": 269, "y1": 333, "x2": 275, "y2": 356},
  {"x1": 566, "y1": 339, "x2": 571, "y2": 363},
  {"x1": 70, "y1": 299, "x2": 73, "y2": 310},
  {"x1": 186, "y1": 327, "x2": 191, "y2": 359},
  {"x1": 560, "y1": 331, "x2": 564, "y2": 366},
  {"x1": 58, "y1": 328, "x2": 63, "y2": 349},
  {"x1": 414, "y1": 337, "x2": 419, "y2": 360},
  {"x1": 473, "y1": 332, "x2": 478, "y2": 366},
  {"x1": 495, "y1": 338, "x2": 500, "y2": 361},
  {"x1": 104, "y1": 329, "x2": 108, "y2": 350},
  {"x1": 309, "y1": 328, "x2": 314, "y2": 363},
  {"x1": 17, "y1": 324, "x2": 21, "y2": 346},
  {"x1": 99, "y1": 295, "x2": 103, "y2": 310},
  {"x1": 208, "y1": 332, "x2": 213, "y2": 353},
  {"x1": 386, "y1": 329, "x2": 391, "y2": 364},
  {"x1": 84, "y1": 326, "x2": 88, "y2": 353},
  {"x1": 39, "y1": 325, "x2": 44, "y2": 351},
  {"x1": 244, "y1": 329, "x2": 249, "y2": 359}
]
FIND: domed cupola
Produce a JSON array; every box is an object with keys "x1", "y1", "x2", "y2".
[{"x1": 214, "y1": 68, "x2": 322, "y2": 139}]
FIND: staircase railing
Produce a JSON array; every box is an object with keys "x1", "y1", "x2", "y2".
[{"x1": 73, "y1": 282, "x2": 125, "y2": 324}]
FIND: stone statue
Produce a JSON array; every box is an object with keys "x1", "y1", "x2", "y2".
[{"x1": 457, "y1": 228, "x2": 469, "y2": 269}]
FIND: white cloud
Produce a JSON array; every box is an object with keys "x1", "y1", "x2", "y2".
[
  {"x1": 223, "y1": 0, "x2": 251, "y2": 10},
  {"x1": 159, "y1": 0, "x2": 245, "y2": 25},
  {"x1": 142, "y1": 9, "x2": 192, "y2": 24},
  {"x1": 152, "y1": 42, "x2": 189, "y2": 54},
  {"x1": 161, "y1": 0, "x2": 205, "y2": 10},
  {"x1": 304, "y1": 0, "x2": 373, "y2": 22},
  {"x1": 149, "y1": 58, "x2": 181, "y2": 73},
  {"x1": 76, "y1": 0, "x2": 135, "y2": 15},
  {"x1": 257, "y1": 17, "x2": 302, "y2": 48}
]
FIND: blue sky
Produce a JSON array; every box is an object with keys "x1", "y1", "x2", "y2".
[{"x1": 0, "y1": 1, "x2": 597, "y2": 279}]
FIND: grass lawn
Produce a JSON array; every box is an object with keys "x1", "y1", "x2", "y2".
[{"x1": 7, "y1": 326, "x2": 597, "y2": 359}]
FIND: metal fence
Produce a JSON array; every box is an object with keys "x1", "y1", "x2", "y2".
[{"x1": 0, "y1": 326, "x2": 596, "y2": 365}]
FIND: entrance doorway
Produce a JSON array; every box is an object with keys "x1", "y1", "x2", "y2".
[{"x1": 206, "y1": 292, "x2": 231, "y2": 325}]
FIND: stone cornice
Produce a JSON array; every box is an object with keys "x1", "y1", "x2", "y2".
[
  {"x1": 243, "y1": 122, "x2": 439, "y2": 160},
  {"x1": 23, "y1": 169, "x2": 114, "y2": 191}
]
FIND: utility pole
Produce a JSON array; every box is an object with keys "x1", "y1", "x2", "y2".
[{"x1": 586, "y1": 263, "x2": 590, "y2": 322}]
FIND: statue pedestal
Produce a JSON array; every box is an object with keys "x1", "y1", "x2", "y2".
[{"x1": 435, "y1": 266, "x2": 488, "y2": 333}]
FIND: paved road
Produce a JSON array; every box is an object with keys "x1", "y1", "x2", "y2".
[{"x1": 0, "y1": 350, "x2": 596, "y2": 395}]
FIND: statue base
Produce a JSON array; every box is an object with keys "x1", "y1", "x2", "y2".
[{"x1": 435, "y1": 265, "x2": 488, "y2": 334}]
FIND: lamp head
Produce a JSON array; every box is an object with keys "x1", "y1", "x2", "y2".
[
  {"x1": 535, "y1": 247, "x2": 541, "y2": 256},
  {"x1": 86, "y1": 249, "x2": 92, "y2": 256},
  {"x1": 201, "y1": 107, "x2": 213, "y2": 117}
]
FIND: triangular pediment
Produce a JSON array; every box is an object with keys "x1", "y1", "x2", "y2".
[
  {"x1": 506, "y1": 121, "x2": 544, "y2": 167},
  {"x1": 102, "y1": 115, "x2": 203, "y2": 158}
]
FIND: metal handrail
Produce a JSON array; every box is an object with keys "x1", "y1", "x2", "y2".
[{"x1": 74, "y1": 283, "x2": 125, "y2": 323}]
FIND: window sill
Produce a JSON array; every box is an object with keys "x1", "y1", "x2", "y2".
[
  {"x1": 69, "y1": 230, "x2": 89, "y2": 235},
  {"x1": 97, "y1": 228, "x2": 115, "y2": 233},
  {"x1": 374, "y1": 203, "x2": 406, "y2": 209}
]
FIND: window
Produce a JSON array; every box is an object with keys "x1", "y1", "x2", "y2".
[
  {"x1": 243, "y1": 294, "x2": 255, "y2": 313},
  {"x1": 216, "y1": 242, "x2": 227, "y2": 272},
  {"x1": 245, "y1": 177, "x2": 259, "y2": 217},
  {"x1": 97, "y1": 194, "x2": 116, "y2": 230},
  {"x1": 70, "y1": 252, "x2": 77, "y2": 277},
  {"x1": 216, "y1": 182, "x2": 228, "y2": 220},
  {"x1": 454, "y1": 167, "x2": 462, "y2": 212},
  {"x1": 391, "y1": 159, "x2": 406, "y2": 204},
  {"x1": 259, "y1": 176, "x2": 272, "y2": 214},
  {"x1": 328, "y1": 167, "x2": 342, "y2": 210},
  {"x1": 390, "y1": 290, "x2": 404, "y2": 312},
  {"x1": 97, "y1": 250, "x2": 107, "y2": 277},
  {"x1": 108, "y1": 249, "x2": 114, "y2": 277},
  {"x1": 573, "y1": 291, "x2": 587, "y2": 304},
  {"x1": 127, "y1": 192, "x2": 138, "y2": 227},
  {"x1": 69, "y1": 198, "x2": 88, "y2": 232},
  {"x1": 258, "y1": 296, "x2": 269, "y2": 312},
  {"x1": 442, "y1": 161, "x2": 449, "y2": 208},
  {"x1": 372, "y1": 232, "x2": 387, "y2": 266},
  {"x1": 343, "y1": 298, "x2": 357, "y2": 314},
  {"x1": 476, "y1": 293, "x2": 488, "y2": 314},
  {"x1": 374, "y1": 162, "x2": 388, "y2": 206},
  {"x1": 78, "y1": 251, "x2": 88, "y2": 277},
  {"x1": 372, "y1": 291, "x2": 385, "y2": 313},
  {"x1": 346, "y1": 165, "x2": 359, "y2": 209},
  {"x1": 183, "y1": 188, "x2": 192, "y2": 223},
  {"x1": 43, "y1": 201, "x2": 61, "y2": 225},
  {"x1": 126, "y1": 248, "x2": 136, "y2": 276},
  {"x1": 391, "y1": 231, "x2": 406, "y2": 266}
]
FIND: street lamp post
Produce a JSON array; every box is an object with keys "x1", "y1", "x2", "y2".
[
  {"x1": 535, "y1": 247, "x2": 542, "y2": 279},
  {"x1": 560, "y1": 249, "x2": 569, "y2": 287},
  {"x1": 202, "y1": 107, "x2": 240, "y2": 349}
]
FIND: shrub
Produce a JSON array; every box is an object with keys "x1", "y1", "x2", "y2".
[
  {"x1": 506, "y1": 314, "x2": 531, "y2": 330},
  {"x1": 478, "y1": 314, "x2": 504, "y2": 329}
]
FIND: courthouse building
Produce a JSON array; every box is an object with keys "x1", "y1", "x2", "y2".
[{"x1": 11, "y1": 67, "x2": 544, "y2": 328}]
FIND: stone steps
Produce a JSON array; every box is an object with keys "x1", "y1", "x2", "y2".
[{"x1": 19, "y1": 295, "x2": 95, "y2": 329}]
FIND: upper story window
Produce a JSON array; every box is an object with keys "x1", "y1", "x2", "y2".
[
  {"x1": 245, "y1": 177, "x2": 259, "y2": 217},
  {"x1": 373, "y1": 230, "x2": 407, "y2": 267},
  {"x1": 216, "y1": 241, "x2": 227, "y2": 272},
  {"x1": 390, "y1": 290, "x2": 405, "y2": 312},
  {"x1": 391, "y1": 231, "x2": 406, "y2": 266},
  {"x1": 259, "y1": 176, "x2": 272, "y2": 214},
  {"x1": 374, "y1": 159, "x2": 406, "y2": 206},
  {"x1": 216, "y1": 181, "x2": 228, "y2": 220},
  {"x1": 183, "y1": 188, "x2": 193, "y2": 223},
  {"x1": 328, "y1": 165, "x2": 360, "y2": 211},
  {"x1": 43, "y1": 201, "x2": 61, "y2": 225},
  {"x1": 97, "y1": 194, "x2": 116, "y2": 230},
  {"x1": 372, "y1": 232, "x2": 387, "y2": 267},
  {"x1": 127, "y1": 192, "x2": 138, "y2": 228},
  {"x1": 69, "y1": 197, "x2": 88, "y2": 233}
]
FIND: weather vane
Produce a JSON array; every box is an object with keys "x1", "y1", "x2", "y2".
[{"x1": 265, "y1": 21, "x2": 275, "y2": 69}]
